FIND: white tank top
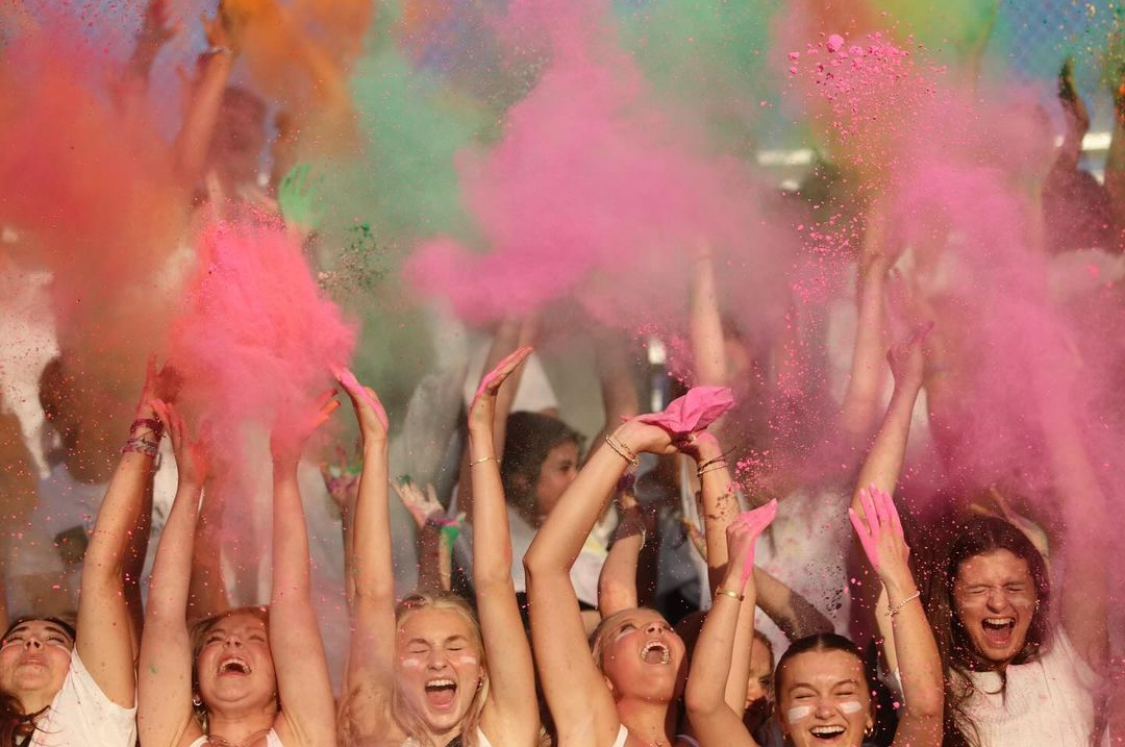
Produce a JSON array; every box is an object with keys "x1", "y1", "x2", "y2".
[{"x1": 188, "y1": 729, "x2": 282, "y2": 747}]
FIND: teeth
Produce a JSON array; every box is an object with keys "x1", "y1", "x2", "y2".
[
  {"x1": 426, "y1": 679, "x2": 456, "y2": 689},
  {"x1": 810, "y1": 726, "x2": 845, "y2": 736},
  {"x1": 983, "y1": 618, "x2": 1015, "y2": 628},
  {"x1": 640, "y1": 641, "x2": 670, "y2": 664},
  {"x1": 219, "y1": 657, "x2": 250, "y2": 674}
]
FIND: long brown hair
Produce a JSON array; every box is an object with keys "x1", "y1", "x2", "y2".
[
  {"x1": 0, "y1": 616, "x2": 77, "y2": 746},
  {"x1": 923, "y1": 517, "x2": 1052, "y2": 747}
]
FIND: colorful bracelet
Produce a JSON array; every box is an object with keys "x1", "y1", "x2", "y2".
[
  {"x1": 122, "y1": 437, "x2": 159, "y2": 458},
  {"x1": 130, "y1": 417, "x2": 163, "y2": 436}
]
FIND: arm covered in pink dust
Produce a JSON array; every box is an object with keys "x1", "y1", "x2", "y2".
[
  {"x1": 138, "y1": 401, "x2": 207, "y2": 747},
  {"x1": 850, "y1": 487, "x2": 943, "y2": 747},
  {"x1": 468, "y1": 348, "x2": 541, "y2": 745},
  {"x1": 523, "y1": 418, "x2": 677, "y2": 747},
  {"x1": 1036, "y1": 372, "x2": 1109, "y2": 670},
  {"x1": 684, "y1": 503, "x2": 777, "y2": 747},
  {"x1": 336, "y1": 370, "x2": 402, "y2": 743},
  {"x1": 268, "y1": 395, "x2": 339, "y2": 746}
]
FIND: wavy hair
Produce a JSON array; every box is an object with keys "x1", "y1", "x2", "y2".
[{"x1": 189, "y1": 606, "x2": 275, "y2": 733}]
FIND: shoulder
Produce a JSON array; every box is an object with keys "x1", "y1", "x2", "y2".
[{"x1": 34, "y1": 651, "x2": 137, "y2": 746}]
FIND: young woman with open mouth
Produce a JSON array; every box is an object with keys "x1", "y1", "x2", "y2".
[
  {"x1": 338, "y1": 350, "x2": 539, "y2": 747},
  {"x1": 138, "y1": 395, "x2": 338, "y2": 747}
]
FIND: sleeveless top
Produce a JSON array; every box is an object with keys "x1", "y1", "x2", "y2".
[{"x1": 188, "y1": 729, "x2": 282, "y2": 747}]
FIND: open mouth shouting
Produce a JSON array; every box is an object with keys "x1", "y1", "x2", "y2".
[
  {"x1": 640, "y1": 640, "x2": 671, "y2": 665},
  {"x1": 424, "y1": 677, "x2": 458, "y2": 710},
  {"x1": 218, "y1": 656, "x2": 252, "y2": 677},
  {"x1": 980, "y1": 617, "x2": 1016, "y2": 647}
]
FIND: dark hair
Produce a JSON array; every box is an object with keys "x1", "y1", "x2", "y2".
[
  {"x1": 1, "y1": 616, "x2": 78, "y2": 746},
  {"x1": 500, "y1": 412, "x2": 583, "y2": 522},
  {"x1": 924, "y1": 516, "x2": 1051, "y2": 747},
  {"x1": 774, "y1": 633, "x2": 874, "y2": 697}
]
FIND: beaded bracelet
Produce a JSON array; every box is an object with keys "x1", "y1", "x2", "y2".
[
  {"x1": 887, "y1": 590, "x2": 921, "y2": 618},
  {"x1": 122, "y1": 437, "x2": 159, "y2": 458}
]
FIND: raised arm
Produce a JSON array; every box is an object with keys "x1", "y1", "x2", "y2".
[
  {"x1": 138, "y1": 401, "x2": 209, "y2": 747},
  {"x1": 78, "y1": 359, "x2": 175, "y2": 707},
  {"x1": 751, "y1": 567, "x2": 834, "y2": 642},
  {"x1": 850, "y1": 487, "x2": 943, "y2": 746},
  {"x1": 267, "y1": 393, "x2": 340, "y2": 747},
  {"x1": 1035, "y1": 362, "x2": 1109, "y2": 668},
  {"x1": 336, "y1": 369, "x2": 399, "y2": 742},
  {"x1": 173, "y1": 12, "x2": 236, "y2": 187},
  {"x1": 684, "y1": 502, "x2": 777, "y2": 747},
  {"x1": 524, "y1": 418, "x2": 678, "y2": 746},
  {"x1": 849, "y1": 330, "x2": 926, "y2": 650},
  {"x1": 468, "y1": 348, "x2": 540, "y2": 745},
  {"x1": 597, "y1": 484, "x2": 649, "y2": 617},
  {"x1": 392, "y1": 480, "x2": 453, "y2": 593}
]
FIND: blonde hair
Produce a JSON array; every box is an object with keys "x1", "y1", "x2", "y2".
[{"x1": 392, "y1": 593, "x2": 490, "y2": 747}]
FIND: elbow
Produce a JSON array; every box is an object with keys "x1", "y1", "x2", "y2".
[{"x1": 683, "y1": 684, "x2": 721, "y2": 721}]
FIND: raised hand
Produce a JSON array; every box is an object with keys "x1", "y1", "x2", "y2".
[
  {"x1": 136, "y1": 355, "x2": 182, "y2": 416},
  {"x1": 334, "y1": 367, "x2": 388, "y2": 445},
  {"x1": 848, "y1": 485, "x2": 910, "y2": 583},
  {"x1": 469, "y1": 346, "x2": 532, "y2": 431},
  {"x1": 319, "y1": 442, "x2": 362, "y2": 514},
  {"x1": 886, "y1": 322, "x2": 932, "y2": 393},
  {"x1": 270, "y1": 390, "x2": 340, "y2": 465},
  {"x1": 392, "y1": 478, "x2": 443, "y2": 529},
  {"x1": 724, "y1": 499, "x2": 778, "y2": 585},
  {"x1": 151, "y1": 400, "x2": 209, "y2": 489},
  {"x1": 137, "y1": 0, "x2": 179, "y2": 49}
]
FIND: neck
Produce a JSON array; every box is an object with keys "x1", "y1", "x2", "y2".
[
  {"x1": 617, "y1": 698, "x2": 674, "y2": 746},
  {"x1": 17, "y1": 688, "x2": 56, "y2": 718},
  {"x1": 420, "y1": 723, "x2": 464, "y2": 747},
  {"x1": 207, "y1": 707, "x2": 277, "y2": 746}
]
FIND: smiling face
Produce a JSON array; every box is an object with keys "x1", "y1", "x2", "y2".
[
  {"x1": 194, "y1": 611, "x2": 278, "y2": 717},
  {"x1": 395, "y1": 606, "x2": 484, "y2": 739},
  {"x1": 0, "y1": 620, "x2": 74, "y2": 706},
  {"x1": 532, "y1": 441, "x2": 580, "y2": 521},
  {"x1": 596, "y1": 609, "x2": 686, "y2": 703},
  {"x1": 777, "y1": 649, "x2": 873, "y2": 747},
  {"x1": 953, "y1": 549, "x2": 1038, "y2": 666}
]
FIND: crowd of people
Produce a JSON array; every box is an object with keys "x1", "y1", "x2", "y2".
[{"x1": 1, "y1": 2, "x2": 1123, "y2": 747}]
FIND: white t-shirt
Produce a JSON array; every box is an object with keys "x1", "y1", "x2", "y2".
[
  {"x1": 955, "y1": 629, "x2": 1100, "y2": 747},
  {"x1": 28, "y1": 649, "x2": 136, "y2": 747}
]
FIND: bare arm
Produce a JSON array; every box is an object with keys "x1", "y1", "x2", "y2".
[
  {"x1": 597, "y1": 488, "x2": 647, "y2": 618},
  {"x1": 1036, "y1": 368, "x2": 1109, "y2": 668},
  {"x1": 337, "y1": 370, "x2": 401, "y2": 742},
  {"x1": 850, "y1": 488, "x2": 943, "y2": 747},
  {"x1": 268, "y1": 395, "x2": 340, "y2": 747},
  {"x1": 173, "y1": 14, "x2": 236, "y2": 187},
  {"x1": 186, "y1": 482, "x2": 230, "y2": 620},
  {"x1": 138, "y1": 402, "x2": 208, "y2": 747},
  {"x1": 469, "y1": 348, "x2": 541, "y2": 745},
  {"x1": 751, "y1": 567, "x2": 834, "y2": 641},
  {"x1": 524, "y1": 419, "x2": 678, "y2": 746},
  {"x1": 684, "y1": 504, "x2": 777, "y2": 747},
  {"x1": 80, "y1": 359, "x2": 177, "y2": 706}
]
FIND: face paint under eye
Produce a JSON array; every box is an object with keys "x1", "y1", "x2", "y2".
[
  {"x1": 454, "y1": 652, "x2": 479, "y2": 667},
  {"x1": 839, "y1": 700, "x2": 863, "y2": 715},
  {"x1": 786, "y1": 705, "x2": 814, "y2": 723}
]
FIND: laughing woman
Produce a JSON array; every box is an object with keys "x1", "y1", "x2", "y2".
[
  {"x1": 0, "y1": 360, "x2": 173, "y2": 746},
  {"x1": 137, "y1": 397, "x2": 338, "y2": 747},
  {"x1": 523, "y1": 412, "x2": 709, "y2": 747},
  {"x1": 339, "y1": 350, "x2": 539, "y2": 747}
]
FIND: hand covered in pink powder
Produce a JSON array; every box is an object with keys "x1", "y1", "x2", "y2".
[
  {"x1": 152, "y1": 399, "x2": 210, "y2": 489},
  {"x1": 723, "y1": 499, "x2": 777, "y2": 589},
  {"x1": 135, "y1": 354, "x2": 182, "y2": 420},
  {"x1": 886, "y1": 323, "x2": 931, "y2": 393},
  {"x1": 469, "y1": 346, "x2": 532, "y2": 433},
  {"x1": 392, "y1": 478, "x2": 443, "y2": 529},
  {"x1": 270, "y1": 390, "x2": 341, "y2": 465},
  {"x1": 637, "y1": 386, "x2": 733, "y2": 437},
  {"x1": 334, "y1": 367, "x2": 388, "y2": 445},
  {"x1": 849, "y1": 485, "x2": 911, "y2": 585}
]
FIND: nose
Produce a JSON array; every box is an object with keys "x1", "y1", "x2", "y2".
[
  {"x1": 24, "y1": 638, "x2": 43, "y2": 650},
  {"x1": 985, "y1": 588, "x2": 1009, "y2": 611}
]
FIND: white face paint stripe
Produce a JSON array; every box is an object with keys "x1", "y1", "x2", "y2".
[
  {"x1": 786, "y1": 705, "x2": 813, "y2": 723},
  {"x1": 838, "y1": 700, "x2": 863, "y2": 714}
]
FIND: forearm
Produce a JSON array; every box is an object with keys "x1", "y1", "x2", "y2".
[
  {"x1": 724, "y1": 578, "x2": 758, "y2": 715},
  {"x1": 146, "y1": 482, "x2": 203, "y2": 621},
  {"x1": 696, "y1": 439, "x2": 738, "y2": 592},
  {"x1": 352, "y1": 441, "x2": 396, "y2": 602},
  {"x1": 416, "y1": 524, "x2": 450, "y2": 593},
  {"x1": 841, "y1": 265, "x2": 888, "y2": 438},
  {"x1": 852, "y1": 382, "x2": 921, "y2": 516},
  {"x1": 685, "y1": 585, "x2": 744, "y2": 718},
  {"x1": 884, "y1": 571, "x2": 944, "y2": 723},
  {"x1": 83, "y1": 450, "x2": 154, "y2": 587},
  {"x1": 598, "y1": 526, "x2": 642, "y2": 616},
  {"x1": 271, "y1": 462, "x2": 313, "y2": 604},
  {"x1": 691, "y1": 252, "x2": 728, "y2": 387},
  {"x1": 469, "y1": 424, "x2": 515, "y2": 587},
  {"x1": 173, "y1": 53, "x2": 234, "y2": 185},
  {"x1": 753, "y1": 566, "x2": 833, "y2": 641}
]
